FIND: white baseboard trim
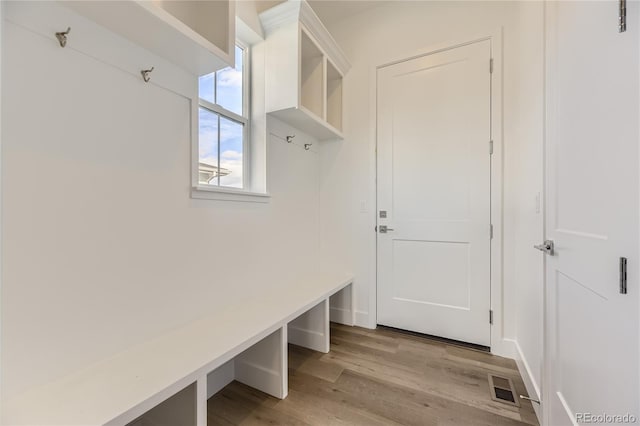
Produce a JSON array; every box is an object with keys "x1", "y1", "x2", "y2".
[
  {"x1": 288, "y1": 324, "x2": 329, "y2": 353},
  {"x1": 330, "y1": 306, "x2": 353, "y2": 326},
  {"x1": 512, "y1": 339, "x2": 542, "y2": 423},
  {"x1": 235, "y1": 360, "x2": 283, "y2": 399},
  {"x1": 492, "y1": 337, "x2": 517, "y2": 359},
  {"x1": 354, "y1": 310, "x2": 371, "y2": 328}
]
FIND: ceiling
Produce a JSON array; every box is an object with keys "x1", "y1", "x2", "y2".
[
  {"x1": 255, "y1": 0, "x2": 388, "y2": 29},
  {"x1": 308, "y1": 1, "x2": 388, "y2": 26}
]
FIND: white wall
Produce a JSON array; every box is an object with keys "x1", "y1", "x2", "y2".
[
  {"x1": 1, "y1": 3, "x2": 322, "y2": 400},
  {"x1": 317, "y1": 0, "x2": 544, "y2": 400},
  {"x1": 508, "y1": 1, "x2": 545, "y2": 408}
]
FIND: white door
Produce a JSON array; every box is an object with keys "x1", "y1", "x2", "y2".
[
  {"x1": 377, "y1": 40, "x2": 492, "y2": 347},
  {"x1": 544, "y1": 2, "x2": 639, "y2": 424}
]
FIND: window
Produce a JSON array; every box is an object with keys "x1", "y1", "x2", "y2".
[{"x1": 198, "y1": 44, "x2": 248, "y2": 189}]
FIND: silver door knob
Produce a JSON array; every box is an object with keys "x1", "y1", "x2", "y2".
[
  {"x1": 534, "y1": 240, "x2": 554, "y2": 255},
  {"x1": 379, "y1": 225, "x2": 395, "y2": 233}
]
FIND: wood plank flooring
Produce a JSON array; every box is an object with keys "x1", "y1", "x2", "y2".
[{"x1": 208, "y1": 324, "x2": 539, "y2": 426}]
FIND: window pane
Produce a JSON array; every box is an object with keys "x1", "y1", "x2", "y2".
[
  {"x1": 219, "y1": 117, "x2": 243, "y2": 188},
  {"x1": 216, "y1": 45, "x2": 244, "y2": 116},
  {"x1": 198, "y1": 108, "x2": 219, "y2": 185},
  {"x1": 198, "y1": 73, "x2": 215, "y2": 104}
]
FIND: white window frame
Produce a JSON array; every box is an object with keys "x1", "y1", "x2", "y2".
[{"x1": 192, "y1": 40, "x2": 268, "y2": 202}]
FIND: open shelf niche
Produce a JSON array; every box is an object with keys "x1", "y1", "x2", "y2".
[
  {"x1": 260, "y1": 0, "x2": 350, "y2": 141},
  {"x1": 326, "y1": 59, "x2": 343, "y2": 131},
  {"x1": 300, "y1": 30, "x2": 325, "y2": 120}
]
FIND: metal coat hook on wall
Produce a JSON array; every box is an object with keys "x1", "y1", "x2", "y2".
[
  {"x1": 619, "y1": 0, "x2": 627, "y2": 32},
  {"x1": 304, "y1": 143, "x2": 312, "y2": 151},
  {"x1": 55, "y1": 27, "x2": 71, "y2": 48},
  {"x1": 286, "y1": 135, "x2": 295, "y2": 143},
  {"x1": 141, "y1": 67, "x2": 155, "y2": 83}
]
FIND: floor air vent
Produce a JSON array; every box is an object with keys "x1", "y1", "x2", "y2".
[{"x1": 488, "y1": 374, "x2": 520, "y2": 407}]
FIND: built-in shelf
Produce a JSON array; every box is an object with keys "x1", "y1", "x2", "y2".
[
  {"x1": 260, "y1": 0, "x2": 350, "y2": 141},
  {"x1": 62, "y1": 0, "x2": 235, "y2": 76},
  {"x1": 2, "y1": 273, "x2": 353, "y2": 425},
  {"x1": 300, "y1": 29, "x2": 325, "y2": 120},
  {"x1": 326, "y1": 59, "x2": 343, "y2": 131}
]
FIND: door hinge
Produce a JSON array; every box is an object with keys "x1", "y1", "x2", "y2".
[
  {"x1": 489, "y1": 58, "x2": 494, "y2": 73},
  {"x1": 489, "y1": 140, "x2": 494, "y2": 155},
  {"x1": 489, "y1": 310, "x2": 493, "y2": 325},
  {"x1": 490, "y1": 224, "x2": 494, "y2": 239},
  {"x1": 620, "y1": 257, "x2": 628, "y2": 294},
  {"x1": 619, "y1": 0, "x2": 627, "y2": 32}
]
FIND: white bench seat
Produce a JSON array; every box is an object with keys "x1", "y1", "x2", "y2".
[{"x1": 3, "y1": 274, "x2": 354, "y2": 426}]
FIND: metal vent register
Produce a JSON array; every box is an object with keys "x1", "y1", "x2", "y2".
[{"x1": 488, "y1": 374, "x2": 520, "y2": 407}]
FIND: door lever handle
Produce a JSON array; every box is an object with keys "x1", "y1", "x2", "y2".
[
  {"x1": 534, "y1": 240, "x2": 554, "y2": 255},
  {"x1": 379, "y1": 225, "x2": 395, "y2": 233}
]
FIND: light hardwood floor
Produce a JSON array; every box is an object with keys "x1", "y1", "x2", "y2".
[{"x1": 208, "y1": 324, "x2": 539, "y2": 425}]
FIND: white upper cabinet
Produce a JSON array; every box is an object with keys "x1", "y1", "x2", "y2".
[
  {"x1": 260, "y1": 0, "x2": 350, "y2": 140},
  {"x1": 62, "y1": 1, "x2": 236, "y2": 76}
]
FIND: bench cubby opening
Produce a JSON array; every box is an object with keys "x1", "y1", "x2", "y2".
[
  {"x1": 206, "y1": 326, "x2": 289, "y2": 401},
  {"x1": 126, "y1": 383, "x2": 197, "y2": 426}
]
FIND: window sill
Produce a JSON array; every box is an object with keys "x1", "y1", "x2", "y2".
[{"x1": 191, "y1": 185, "x2": 270, "y2": 203}]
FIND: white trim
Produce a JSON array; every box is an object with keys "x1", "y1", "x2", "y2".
[
  {"x1": 259, "y1": 0, "x2": 351, "y2": 75},
  {"x1": 259, "y1": 1, "x2": 300, "y2": 36},
  {"x1": 513, "y1": 340, "x2": 543, "y2": 423},
  {"x1": 199, "y1": 99, "x2": 247, "y2": 125},
  {"x1": 495, "y1": 337, "x2": 517, "y2": 360},
  {"x1": 329, "y1": 307, "x2": 353, "y2": 326},
  {"x1": 637, "y1": 5, "x2": 640, "y2": 420},
  {"x1": 370, "y1": 28, "x2": 506, "y2": 349},
  {"x1": 489, "y1": 28, "x2": 506, "y2": 356},
  {"x1": 557, "y1": 392, "x2": 579, "y2": 426},
  {"x1": 236, "y1": 39, "x2": 251, "y2": 120},
  {"x1": 241, "y1": 41, "x2": 253, "y2": 189},
  {"x1": 542, "y1": 3, "x2": 554, "y2": 424},
  {"x1": 196, "y1": 376, "x2": 207, "y2": 426},
  {"x1": 0, "y1": 0, "x2": 3, "y2": 411},
  {"x1": 191, "y1": 185, "x2": 270, "y2": 203},
  {"x1": 368, "y1": 58, "x2": 379, "y2": 330},
  {"x1": 355, "y1": 310, "x2": 372, "y2": 329}
]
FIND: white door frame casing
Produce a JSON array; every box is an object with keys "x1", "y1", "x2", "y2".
[
  {"x1": 0, "y1": 1, "x2": 4, "y2": 412},
  {"x1": 369, "y1": 28, "x2": 511, "y2": 356}
]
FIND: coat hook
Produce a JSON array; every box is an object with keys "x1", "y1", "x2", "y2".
[
  {"x1": 141, "y1": 67, "x2": 154, "y2": 83},
  {"x1": 619, "y1": 0, "x2": 627, "y2": 32},
  {"x1": 286, "y1": 135, "x2": 295, "y2": 143},
  {"x1": 55, "y1": 27, "x2": 71, "y2": 48},
  {"x1": 304, "y1": 143, "x2": 312, "y2": 151}
]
